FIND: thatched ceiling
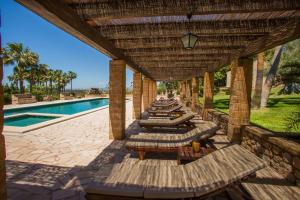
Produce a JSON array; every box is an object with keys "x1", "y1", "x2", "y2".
[{"x1": 17, "y1": 0, "x2": 300, "y2": 80}]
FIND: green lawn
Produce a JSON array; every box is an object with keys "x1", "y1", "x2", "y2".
[{"x1": 199, "y1": 91, "x2": 300, "y2": 133}]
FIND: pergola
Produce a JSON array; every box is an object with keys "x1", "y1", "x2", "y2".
[{"x1": 0, "y1": 0, "x2": 299, "y2": 198}]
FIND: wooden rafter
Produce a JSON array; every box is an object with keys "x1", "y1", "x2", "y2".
[
  {"x1": 112, "y1": 36, "x2": 257, "y2": 49},
  {"x1": 65, "y1": 0, "x2": 299, "y2": 21},
  {"x1": 17, "y1": 0, "x2": 300, "y2": 81},
  {"x1": 16, "y1": 0, "x2": 152, "y2": 78},
  {"x1": 93, "y1": 19, "x2": 290, "y2": 39}
]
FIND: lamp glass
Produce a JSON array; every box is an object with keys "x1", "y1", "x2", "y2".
[{"x1": 181, "y1": 32, "x2": 198, "y2": 49}]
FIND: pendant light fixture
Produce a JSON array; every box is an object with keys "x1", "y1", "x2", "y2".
[{"x1": 181, "y1": 13, "x2": 198, "y2": 49}]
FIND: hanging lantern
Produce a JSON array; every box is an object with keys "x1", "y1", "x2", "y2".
[
  {"x1": 181, "y1": 32, "x2": 198, "y2": 50},
  {"x1": 181, "y1": 8, "x2": 198, "y2": 50}
]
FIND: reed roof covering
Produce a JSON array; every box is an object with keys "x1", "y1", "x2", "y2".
[{"x1": 17, "y1": 0, "x2": 300, "y2": 80}]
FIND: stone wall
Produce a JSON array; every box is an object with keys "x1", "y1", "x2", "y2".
[
  {"x1": 241, "y1": 126, "x2": 300, "y2": 186},
  {"x1": 203, "y1": 108, "x2": 300, "y2": 186}
]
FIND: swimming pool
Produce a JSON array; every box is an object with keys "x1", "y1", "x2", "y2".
[
  {"x1": 4, "y1": 98, "x2": 109, "y2": 116},
  {"x1": 4, "y1": 98, "x2": 109, "y2": 131},
  {"x1": 5, "y1": 115, "x2": 59, "y2": 127}
]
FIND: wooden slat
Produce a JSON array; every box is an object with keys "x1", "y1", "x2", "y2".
[
  {"x1": 242, "y1": 166, "x2": 300, "y2": 200},
  {"x1": 94, "y1": 19, "x2": 288, "y2": 39},
  {"x1": 66, "y1": 0, "x2": 299, "y2": 21},
  {"x1": 16, "y1": 0, "x2": 152, "y2": 78}
]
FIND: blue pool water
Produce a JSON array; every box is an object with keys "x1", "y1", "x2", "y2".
[
  {"x1": 4, "y1": 115, "x2": 59, "y2": 127},
  {"x1": 4, "y1": 98, "x2": 109, "y2": 116}
]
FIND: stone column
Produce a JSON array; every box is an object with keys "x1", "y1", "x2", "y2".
[
  {"x1": 153, "y1": 81, "x2": 157, "y2": 101},
  {"x1": 228, "y1": 58, "x2": 253, "y2": 143},
  {"x1": 202, "y1": 72, "x2": 214, "y2": 120},
  {"x1": 132, "y1": 72, "x2": 142, "y2": 119},
  {"x1": 252, "y1": 53, "x2": 264, "y2": 109},
  {"x1": 182, "y1": 81, "x2": 186, "y2": 101},
  {"x1": 185, "y1": 80, "x2": 191, "y2": 106},
  {"x1": 0, "y1": 55, "x2": 7, "y2": 199},
  {"x1": 109, "y1": 59, "x2": 126, "y2": 140},
  {"x1": 191, "y1": 77, "x2": 199, "y2": 112},
  {"x1": 143, "y1": 77, "x2": 150, "y2": 110},
  {"x1": 148, "y1": 80, "x2": 153, "y2": 105}
]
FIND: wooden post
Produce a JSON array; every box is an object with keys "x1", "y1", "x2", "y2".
[
  {"x1": 143, "y1": 77, "x2": 150, "y2": 110},
  {"x1": 228, "y1": 58, "x2": 253, "y2": 143},
  {"x1": 0, "y1": 54, "x2": 6, "y2": 200},
  {"x1": 133, "y1": 72, "x2": 142, "y2": 119},
  {"x1": 191, "y1": 77, "x2": 199, "y2": 112},
  {"x1": 202, "y1": 72, "x2": 214, "y2": 120},
  {"x1": 109, "y1": 59, "x2": 126, "y2": 140},
  {"x1": 252, "y1": 53, "x2": 264, "y2": 109}
]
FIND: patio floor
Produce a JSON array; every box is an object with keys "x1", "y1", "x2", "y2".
[{"x1": 5, "y1": 100, "x2": 240, "y2": 200}]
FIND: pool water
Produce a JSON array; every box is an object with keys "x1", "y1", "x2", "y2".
[
  {"x1": 4, "y1": 115, "x2": 59, "y2": 127},
  {"x1": 4, "y1": 98, "x2": 109, "y2": 116}
]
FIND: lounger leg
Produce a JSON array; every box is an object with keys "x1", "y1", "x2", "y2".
[{"x1": 138, "y1": 151, "x2": 145, "y2": 160}]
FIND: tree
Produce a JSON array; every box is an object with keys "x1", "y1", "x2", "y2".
[
  {"x1": 2, "y1": 43, "x2": 33, "y2": 94},
  {"x1": 24, "y1": 51, "x2": 39, "y2": 93},
  {"x1": 261, "y1": 45, "x2": 283, "y2": 108},
  {"x1": 61, "y1": 72, "x2": 70, "y2": 92},
  {"x1": 164, "y1": 81, "x2": 179, "y2": 97},
  {"x1": 47, "y1": 69, "x2": 56, "y2": 95},
  {"x1": 278, "y1": 61, "x2": 300, "y2": 94},
  {"x1": 214, "y1": 66, "x2": 228, "y2": 87},
  {"x1": 54, "y1": 70, "x2": 63, "y2": 93},
  {"x1": 252, "y1": 52, "x2": 265, "y2": 109},
  {"x1": 157, "y1": 82, "x2": 166, "y2": 95},
  {"x1": 67, "y1": 71, "x2": 77, "y2": 91}
]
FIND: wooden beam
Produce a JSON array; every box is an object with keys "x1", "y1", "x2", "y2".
[
  {"x1": 94, "y1": 19, "x2": 288, "y2": 39},
  {"x1": 125, "y1": 47, "x2": 237, "y2": 56},
  {"x1": 133, "y1": 54, "x2": 226, "y2": 62},
  {"x1": 66, "y1": 0, "x2": 299, "y2": 21},
  {"x1": 241, "y1": 19, "x2": 300, "y2": 57},
  {"x1": 112, "y1": 36, "x2": 255, "y2": 49},
  {"x1": 16, "y1": 0, "x2": 152, "y2": 78}
]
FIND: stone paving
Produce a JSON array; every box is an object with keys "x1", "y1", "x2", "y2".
[
  {"x1": 5, "y1": 101, "x2": 135, "y2": 200},
  {"x1": 4, "y1": 101, "x2": 236, "y2": 200}
]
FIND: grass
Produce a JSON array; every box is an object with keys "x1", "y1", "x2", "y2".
[{"x1": 199, "y1": 88, "x2": 300, "y2": 133}]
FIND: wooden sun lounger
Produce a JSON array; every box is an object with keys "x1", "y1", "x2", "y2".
[
  {"x1": 151, "y1": 99, "x2": 178, "y2": 108},
  {"x1": 86, "y1": 144, "x2": 266, "y2": 200},
  {"x1": 127, "y1": 121, "x2": 218, "y2": 159},
  {"x1": 148, "y1": 104, "x2": 183, "y2": 116},
  {"x1": 139, "y1": 113, "x2": 195, "y2": 129}
]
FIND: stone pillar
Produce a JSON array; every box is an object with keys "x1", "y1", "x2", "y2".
[
  {"x1": 228, "y1": 58, "x2": 253, "y2": 143},
  {"x1": 202, "y1": 72, "x2": 214, "y2": 120},
  {"x1": 191, "y1": 77, "x2": 199, "y2": 112},
  {"x1": 182, "y1": 81, "x2": 186, "y2": 101},
  {"x1": 153, "y1": 81, "x2": 157, "y2": 101},
  {"x1": 143, "y1": 77, "x2": 150, "y2": 110},
  {"x1": 109, "y1": 59, "x2": 126, "y2": 140},
  {"x1": 0, "y1": 55, "x2": 7, "y2": 199},
  {"x1": 148, "y1": 80, "x2": 153, "y2": 105},
  {"x1": 185, "y1": 80, "x2": 191, "y2": 106},
  {"x1": 252, "y1": 53, "x2": 264, "y2": 109},
  {"x1": 132, "y1": 72, "x2": 142, "y2": 119}
]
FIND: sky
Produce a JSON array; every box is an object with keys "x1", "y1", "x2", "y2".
[{"x1": 0, "y1": 0, "x2": 133, "y2": 89}]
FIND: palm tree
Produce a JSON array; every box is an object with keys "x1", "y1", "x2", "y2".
[
  {"x1": 7, "y1": 74, "x2": 19, "y2": 90},
  {"x1": 47, "y1": 69, "x2": 56, "y2": 95},
  {"x1": 2, "y1": 43, "x2": 32, "y2": 94},
  {"x1": 62, "y1": 72, "x2": 70, "y2": 92},
  {"x1": 67, "y1": 71, "x2": 77, "y2": 91},
  {"x1": 37, "y1": 64, "x2": 49, "y2": 92},
  {"x1": 54, "y1": 70, "x2": 63, "y2": 93},
  {"x1": 24, "y1": 51, "x2": 39, "y2": 93}
]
